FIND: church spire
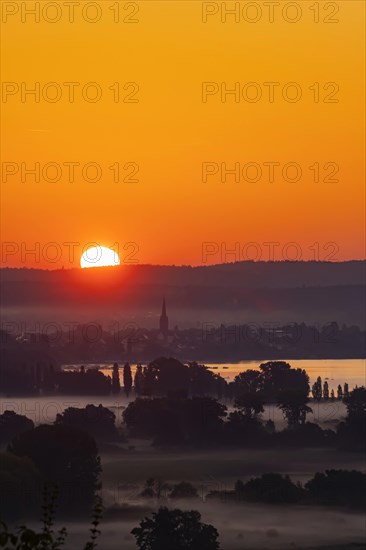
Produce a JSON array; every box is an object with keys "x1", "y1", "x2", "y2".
[{"x1": 159, "y1": 296, "x2": 169, "y2": 339}]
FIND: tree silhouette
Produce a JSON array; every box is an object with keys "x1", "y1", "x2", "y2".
[
  {"x1": 242, "y1": 473, "x2": 303, "y2": 503},
  {"x1": 134, "y1": 364, "x2": 144, "y2": 396},
  {"x1": 344, "y1": 386, "x2": 366, "y2": 419},
  {"x1": 123, "y1": 397, "x2": 226, "y2": 446},
  {"x1": 9, "y1": 424, "x2": 101, "y2": 515},
  {"x1": 233, "y1": 370, "x2": 262, "y2": 395},
  {"x1": 337, "y1": 387, "x2": 366, "y2": 452},
  {"x1": 123, "y1": 362, "x2": 132, "y2": 397},
  {"x1": 131, "y1": 507, "x2": 220, "y2": 550},
  {"x1": 188, "y1": 362, "x2": 220, "y2": 396},
  {"x1": 216, "y1": 374, "x2": 226, "y2": 401},
  {"x1": 278, "y1": 389, "x2": 312, "y2": 429},
  {"x1": 0, "y1": 411, "x2": 34, "y2": 447},
  {"x1": 224, "y1": 410, "x2": 264, "y2": 446},
  {"x1": 140, "y1": 478, "x2": 170, "y2": 500},
  {"x1": 259, "y1": 361, "x2": 309, "y2": 402},
  {"x1": 259, "y1": 361, "x2": 292, "y2": 401},
  {"x1": 209, "y1": 470, "x2": 366, "y2": 508},
  {"x1": 143, "y1": 358, "x2": 190, "y2": 397},
  {"x1": 312, "y1": 376, "x2": 322, "y2": 401},
  {"x1": 305, "y1": 469, "x2": 366, "y2": 507},
  {"x1": 337, "y1": 384, "x2": 343, "y2": 400},
  {"x1": 0, "y1": 452, "x2": 40, "y2": 520},
  {"x1": 234, "y1": 392, "x2": 264, "y2": 420},
  {"x1": 111, "y1": 363, "x2": 121, "y2": 394},
  {"x1": 55, "y1": 404, "x2": 119, "y2": 442},
  {"x1": 56, "y1": 369, "x2": 111, "y2": 395},
  {"x1": 169, "y1": 481, "x2": 199, "y2": 500}
]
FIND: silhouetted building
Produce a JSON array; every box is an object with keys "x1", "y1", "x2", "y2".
[{"x1": 159, "y1": 297, "x2": 169, "y2": 340}]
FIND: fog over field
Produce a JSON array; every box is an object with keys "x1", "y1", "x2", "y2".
[
  {"x1": 51, "y1": 502, "x2": 366, "y2": 550},
  {"x1": 60, "y1": 445, "x2": 365, "y2": 549},
  {"x1": 100, "y1": 447, "x2": 366, "y2": 490}
]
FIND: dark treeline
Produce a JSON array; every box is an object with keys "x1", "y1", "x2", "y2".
[
  {"x1": 122, "y1": 386, "x2": 365, "y2": 452},
  {"x1": 0, "y1": 351, "x2": 355, "y2": 402},
  {"x1": 136, "y1": 470, "x2": 366, "y2": 509},
  {"x1": 207, "y1": 470, "x2": 366, "y2": 508},
  {"x1": 1, "y1": 361, "x2": 365, "y2": 453},
  {"x1": 1, "y1": 321, "x2": 365, "y2": 393}
]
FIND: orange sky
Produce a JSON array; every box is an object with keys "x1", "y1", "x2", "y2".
[{"x1": 1, "y1": 0, "x2": 365, "y2": 268}]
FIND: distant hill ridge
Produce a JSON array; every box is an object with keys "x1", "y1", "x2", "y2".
[{"x1": 1, "y1": 260, "x2": 365, "y2": 288}]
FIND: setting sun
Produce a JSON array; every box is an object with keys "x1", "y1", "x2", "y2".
[{"x1": 80, "y1": 246, "x2": 120, "y2": 269}]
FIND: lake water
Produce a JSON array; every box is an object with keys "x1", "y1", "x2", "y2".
[{"x1": 207, "y1": 358, "x2": 366, "y2": 388}]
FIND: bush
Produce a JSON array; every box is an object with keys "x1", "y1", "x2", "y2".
[
  {"x1": 131, "y1": 507, "x2": 220, "y2": 550},
  {"x1": 0, "y1": 453, "x2": 40, "y2": 520},
  {"x1": 9, "y1": 424, "x2": 101, "y2": 516},
  {"x1": 305, "y1": 469, "x2": 366, "y2": 508}
]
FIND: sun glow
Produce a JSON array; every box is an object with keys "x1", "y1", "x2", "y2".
[{"x1": 80, "y1": 246, "x2": 120, "y2": 269}]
